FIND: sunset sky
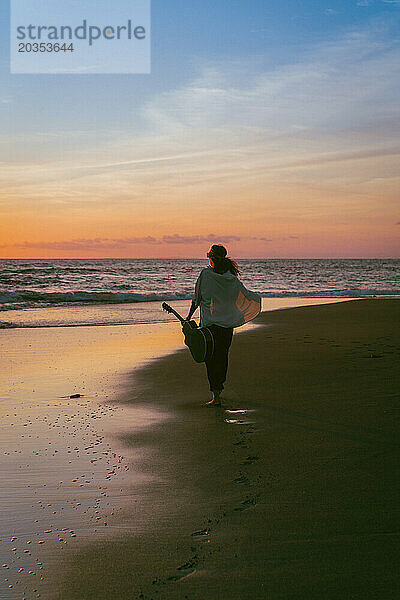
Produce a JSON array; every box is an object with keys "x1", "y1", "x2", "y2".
[{"x1": 0, "y1": 0, "x2": 399, "y2": 258}]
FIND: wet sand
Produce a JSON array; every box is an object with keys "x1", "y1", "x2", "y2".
[
  {"x1": 0, "y1": 322, "x2": 183, "y2": 600},
  {"x1": 28, "y1": 299, "x2": 399, "y2": 600},
  {"x1": 0, "y1": 298, "x2": 344, "y2": 600}
]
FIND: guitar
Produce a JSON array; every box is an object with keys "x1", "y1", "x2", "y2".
[{"x1": 162, "y1": 302, "x2": 214, "y2": 363}]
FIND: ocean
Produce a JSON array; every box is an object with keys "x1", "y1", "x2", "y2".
[{"x1": 0, "y1": 258, "x2": 398, "y2": 329}]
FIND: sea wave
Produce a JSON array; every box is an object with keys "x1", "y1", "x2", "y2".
[
  {"x1": 0, "y1": 322, "x2": 18, "y2": 329},
  {"x1": 0, "y1": 290, "x2": 192, "y2": 310},
  {"x1": 0, "y1": 288, "x2": 398, "y2": 311}
]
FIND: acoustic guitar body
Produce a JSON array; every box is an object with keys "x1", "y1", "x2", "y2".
[
  {"x1": 161, "y1": 303, "x2": 214, "y2": 364},
  {"x1": 182, "y1": 321, "x2": 214, "y2": 363}
]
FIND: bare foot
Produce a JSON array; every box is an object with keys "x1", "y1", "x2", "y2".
[{"x1": 206, "y1": 392, "x2": 221, "y2": 406}]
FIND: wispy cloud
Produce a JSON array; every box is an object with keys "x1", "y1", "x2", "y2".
[
  {"x1": 0, "y1": 237, "x2": 159, "y2": 250},
  {"x1": 161, "y1": 234, "x2": 240, "y2": 244},
  {"x1": 1, "y1": 234, "x2": 243, "y2": 250},
  {"x1": 0, "y1": 20, "x2": 399, "y2": 254}
]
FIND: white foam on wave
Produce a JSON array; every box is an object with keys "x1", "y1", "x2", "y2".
[{"x1": 0, "y1": 287, "x2": 399, "y2": 312}]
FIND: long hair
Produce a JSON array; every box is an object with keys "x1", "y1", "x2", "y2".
[{"x1": 207, "y1": 244, "x2": 240, "y2": 276}]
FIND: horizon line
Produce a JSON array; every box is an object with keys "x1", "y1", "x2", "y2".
[{"x1": 1, "y1": 256, "x2": 399, "y2": 261}]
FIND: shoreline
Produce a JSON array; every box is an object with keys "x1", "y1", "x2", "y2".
[
  {"x1": 32, "y1": 299, "x2": 400, "y2": 600},
  {"x1": 0, "y1": 297, "x2": 360, "y2": 329}
]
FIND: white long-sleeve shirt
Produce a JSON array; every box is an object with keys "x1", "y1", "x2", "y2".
[{"x1": 193, "y1": 267, "x2": 261, "y2": 328}]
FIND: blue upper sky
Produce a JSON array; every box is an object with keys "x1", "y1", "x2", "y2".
[{"x1": 1, "y1": 0, "x2": 399, "y2": 141}]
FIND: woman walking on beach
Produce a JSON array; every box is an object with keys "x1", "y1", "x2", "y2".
[{"x1": 186, "y1": 245, "x2": 261, "y2": 406}]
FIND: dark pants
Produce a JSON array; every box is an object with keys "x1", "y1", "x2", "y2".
[{"x1": 205, "y1": 325, "x2": 233, "y2": 392}]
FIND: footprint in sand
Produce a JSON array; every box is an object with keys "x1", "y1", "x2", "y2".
[
  {"x1": 241, "y1": 455, "x2": 259, "y2": 465},
  {"x1": 234, "y1": 498, "x2": 258, "y2": 512},
  {"x1": 191, "y1": 528, "x2": 210, "y2": 537},
  {"x1": 177, "y1": 558, "x2": 198, "y2": 571},
  {"x1": 233, "y1": 474, "x2": 250, "y2": 486},
  {"x1": 166, "y1": 570, "x2": 195, "y2": 582},
  {"x1": 165, "y1": 556, "x2": 198, "y2": 582},
  {"x1": 233, "y1": 439, "x2": 249, "y2": 448}
]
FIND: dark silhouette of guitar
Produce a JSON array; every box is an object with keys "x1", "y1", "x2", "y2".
[{"x1": 162, "y1": 302, "x2": 214, "y2": 363}]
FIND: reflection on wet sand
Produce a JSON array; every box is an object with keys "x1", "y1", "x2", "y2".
[{"x1": 0, "y1": 322, "x2": 182, "y2": 600}]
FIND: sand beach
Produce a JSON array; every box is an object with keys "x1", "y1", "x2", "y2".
[
  {"x1": 1, "y1": 299, "x2": 399, "y2": 600},
  {"x1": 2, "y1": 0, "x2": 400, "y2": 597}
]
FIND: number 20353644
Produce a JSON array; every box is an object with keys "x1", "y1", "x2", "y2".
[{"x1": 18, "y1": 42, "x2": 74, "y2": 52}]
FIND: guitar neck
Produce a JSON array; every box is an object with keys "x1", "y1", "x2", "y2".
[{"x1": 162, "y1": 303, "x2": 185, "y2": 324}]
